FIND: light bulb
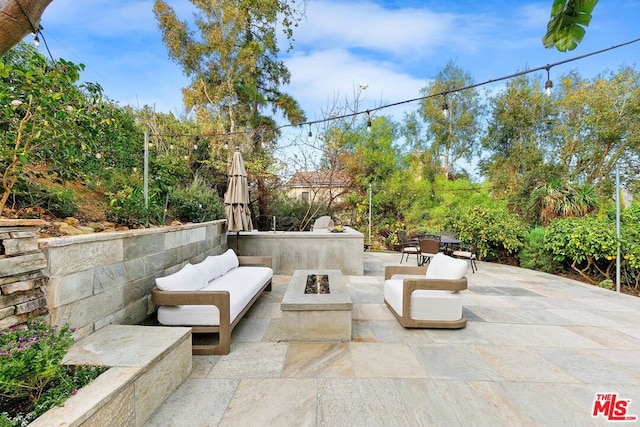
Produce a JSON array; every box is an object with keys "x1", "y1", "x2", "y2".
[
  {"x1": 442, "y1": 102, "x2": 449, "y2": 118},
  {"x1": 33, "y1": 35, "x2": 40, "y2": 48},
  {"x1": 307, "y1": 129, "x2": 312, "y2": 142},
  {"x1": 544, "y1": 66, "x2": 553, "y2": 97}
]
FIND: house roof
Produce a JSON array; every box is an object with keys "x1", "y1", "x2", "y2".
[{"x1": 287, "y1": 170, "x2": 350, "y2": 188}]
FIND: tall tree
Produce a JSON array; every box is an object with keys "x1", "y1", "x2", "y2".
[
  {"x1": 480, "y1": 74, "x2": 558, "y2": 217},
  {"x1": 411, "y1": 62, "x2": 482, "y2": 180},
  {"x1": 554, "y1": 68, "x2": 640, "y2": 191},
  {"x1": 154, "y1": 0, "x2": 306, "y2": 226}
]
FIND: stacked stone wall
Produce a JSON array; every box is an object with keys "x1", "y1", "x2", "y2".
[
  {"x1": 0, "y1": 219, "x2": 49, "y2": 329},
  {"x1": 37, "y1": 220, "x2": 227, "y2": 337}
]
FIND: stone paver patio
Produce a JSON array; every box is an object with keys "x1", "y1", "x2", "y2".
[{"x1": 145, "y1": 251, "x2": 640, "y2": 426}]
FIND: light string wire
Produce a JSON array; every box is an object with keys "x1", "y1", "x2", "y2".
[
  {"x1": 14, "y1": 0, "x2": 54, "y2": 61},
  {"x1": 150, "y1": 36, "x2": 640, "y2": 140},
  {"x1": 296, "y1": 36, "x2": 640, "y2": 129}
]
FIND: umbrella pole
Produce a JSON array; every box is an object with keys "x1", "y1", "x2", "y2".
[{"x1": 236, "y1": 231, "x2": 240, "y2": 254}]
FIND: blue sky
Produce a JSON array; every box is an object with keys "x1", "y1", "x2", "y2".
[{"x1": 37, "y1": 0, "x2": 640, "y2": 126}]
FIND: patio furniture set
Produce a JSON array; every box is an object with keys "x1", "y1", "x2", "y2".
[
  {"x1": 398, "y1": 231, "x2": 478, "y2": 273},
  {"x1": 151, "y1": 231, "x2": 473, "y2": 355}
]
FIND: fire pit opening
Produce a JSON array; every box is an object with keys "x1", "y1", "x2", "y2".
[{"x1": 305, "y1": 274, "x2": 330, "y2": 294}]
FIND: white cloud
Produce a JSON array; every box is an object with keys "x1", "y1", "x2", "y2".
[
  {"x1": 285, "y1": 48, "x2": 426, "y2": 121},
  {"x1": 290, "y1": 0, "x2": 507, "y2": 61},
  {"x1": 294, "y1": 1, "x2": 458, "y2": 58}
]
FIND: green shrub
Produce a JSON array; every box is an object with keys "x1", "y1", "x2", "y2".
[
  {"x1": 169, "y1": 178, "x2": 224, "y2": 223},
  {"x1": 8, "y1": 183, "x2": 79, "y2": 219},
  {"x1": 442, "y1": 204, "x2": 528, "y2": 260},
  {"x1": 543, "y1": 216, "x2": 617, "y2": 284},
  {"x1": 106, "y1": 186, "x2": 163, "y2": 226},
  {"x1": 519, "y1": 227, "x2": 562, "y2": 273},
  {"x1": 0, "y1": 319, "x2": 107, "y2": 426},
  {"x1": 0, "y1": 319, "x2": 74, "y2": 401},
  {"x1": 598, "y1": 279, "x2": 615, "y2": 291},
  {"x1": 268, "y1": 196, "x2": 330, "y2": 231}
]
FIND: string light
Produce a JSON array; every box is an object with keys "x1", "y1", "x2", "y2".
[
  {"x1": 14, "y1": 0, "x2": 54, "y2": 61},
  {"x1": 544, "y1": 65, "x2": 553, "y2": 97},
  {"x1": 307, "y1": 124, "x2": 313, "y2": 142},
  {"x1": 441, "y1": 94, "x2": 449, "y2": 119},
  {"x1": 366, "y1": 111, "x2": 372, "y2": 132},
  {"x1": 147, "y1": 37, "x2": 640, "y2": 142}
]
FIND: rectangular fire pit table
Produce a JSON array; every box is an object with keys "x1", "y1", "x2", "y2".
[{"x1": 281, "y1": 269, "x2": 353, "y2": 341}]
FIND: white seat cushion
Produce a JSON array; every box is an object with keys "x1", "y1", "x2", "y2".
[
  {"x1": 384, "y1": 278, "x2": 462, "y2": 321},
  {"x1": 425, "y1": 253, "x2": 467, "y2": 279},
  {"x1": 157, "y1": 266, "x2": 272, "y2": 326},
  {"x1": 155, "y1": 263, "x2": 206, "y2": 291}
]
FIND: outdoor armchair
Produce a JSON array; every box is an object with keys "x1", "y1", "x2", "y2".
[{"x1": 384, "y1": 253, "x2": 468, "y2": 328}]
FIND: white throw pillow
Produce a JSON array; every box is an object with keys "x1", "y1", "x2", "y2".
[
  {"x1": 425, "y1": 253, "x2": 467, "y2": 280},
  {"x1": 155, "y1": 263, "x2": 206, "y2": 291},
  {"x1": 192, "y1": 256, "x2": 224, "y2": 282},
  {"x1": 217, "y1": 249, "x2": 239, "y2": 274}
]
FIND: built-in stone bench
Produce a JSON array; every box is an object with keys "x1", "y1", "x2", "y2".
[{"x1": 30, "y1": 325, "x2": 191, "y2": 427}]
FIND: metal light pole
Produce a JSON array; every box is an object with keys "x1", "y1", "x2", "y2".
[
  {"x1": 615, "y1": 166, "x2": 621, "y2": 293},
  {"x1": 368, "y1": 182, "x2": 372, "y2": 247},
  {"x1": 144, "y1": 132, "x2": 149, "y2": 210}
]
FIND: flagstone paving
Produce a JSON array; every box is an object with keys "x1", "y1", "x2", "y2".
[{"x1": 145, "y1": 252, "x2": 640, "y2": 426}]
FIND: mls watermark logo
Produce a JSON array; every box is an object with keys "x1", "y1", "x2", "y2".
[{"x1": 592, "y1": 393, "x2": 637, "y2": 422}]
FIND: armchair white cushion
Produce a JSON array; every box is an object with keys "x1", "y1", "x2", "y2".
[{"x1": 425, "y1": 253, "x2": 467, "y2": 280}]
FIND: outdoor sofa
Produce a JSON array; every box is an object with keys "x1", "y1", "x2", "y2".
[{"x1": 152, "y1": 249, "x2": 272, "y2": 355}]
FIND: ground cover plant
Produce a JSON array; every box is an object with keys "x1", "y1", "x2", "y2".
[{"x1": 0, "y1": 319, "x2": 107, "y2": 427}]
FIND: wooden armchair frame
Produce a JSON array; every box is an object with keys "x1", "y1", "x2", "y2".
[
  {"x1": 384, "y1": 265, "x2": 467, "y2": 329},
  {"x1": 152, "y1": 256, "x2": 272, "y2": 355}
]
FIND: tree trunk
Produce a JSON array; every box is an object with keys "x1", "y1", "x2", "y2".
[{"x1": 0, "y1": 0, "x2": 53, "y2": 56}]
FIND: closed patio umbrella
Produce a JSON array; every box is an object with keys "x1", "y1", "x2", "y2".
[{"x1": 224, "y1": 147, "x2": 253, "y2": 253}]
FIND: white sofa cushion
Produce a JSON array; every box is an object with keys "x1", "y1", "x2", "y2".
[
  {"x1": 218, "y1": 249, "x2": 239, "y2": 274},
  {"x1": 192, "y1": 256, "x2": 224, "y2": 282},
  {"x1": 425, "y1": 253, "x2": 467, "y2": 280},
  {"x1": 384, "y1": 278, "x2": 462, "y2": 321},
  {"x1": 157, "y1": 266, "x2": 272, "y2": 326},
  {"x1": 155, "y1": 263, "x2": 206, "y2": 292}
]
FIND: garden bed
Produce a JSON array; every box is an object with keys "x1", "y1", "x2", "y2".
[{"x1": 21, "y1": 325, "x2": 191, "y2": 427}]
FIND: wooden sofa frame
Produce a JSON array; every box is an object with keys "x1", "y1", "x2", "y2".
[
  {"x1": 152, "y1": 256, "x2": 272, "y2": 355},
  {"x1": 384, "y1": 265, "x2": 467, "y2": 329}
]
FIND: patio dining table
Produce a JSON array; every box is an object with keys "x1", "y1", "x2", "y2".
[{"x1": 440, "y1": 236, "x2": 462, "y2": 254}]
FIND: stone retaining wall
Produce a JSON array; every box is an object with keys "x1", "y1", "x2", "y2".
[
  {"x1": 0, "y1": 219, "x2": 49, "y2": 329},
  {"x1": 38, "y1": 220, "x2": 227, "y2": 337}
]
